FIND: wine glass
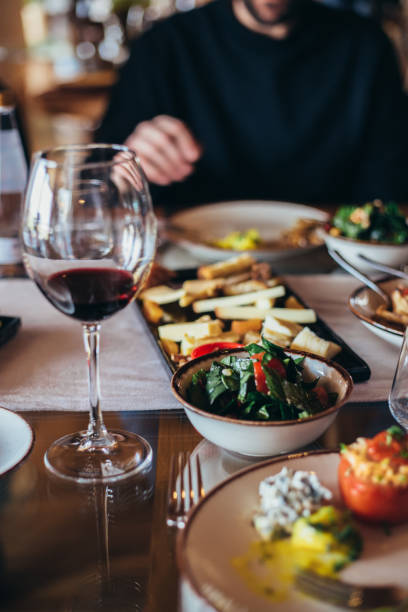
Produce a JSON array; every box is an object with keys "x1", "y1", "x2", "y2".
[
  {"x1": 22, "y1": 144, "x2": 157, "y2": 483},
  {"x1": 389, "y1": 326, "x2": 408, "y2": 431}
]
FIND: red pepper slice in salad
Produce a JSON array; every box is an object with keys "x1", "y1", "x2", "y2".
[
  {"x1": 313, "y1": 386, "x2": 329, "y2": 409},
  {"x1": 190, "y1": 342, "x2": 244, "y2": 360},
  {"x1": 251, "y1": 351, "x2": 286, "y2": 393}
]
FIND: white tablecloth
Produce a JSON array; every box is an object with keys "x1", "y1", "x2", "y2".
[
  {"x1": 0, "y1": 276, "x2": 400, "y2": 412},
  {"x1": 286, "y1": 275, "x2": 399, "y2": 405},
  {"x1": 0, "y1": 279, "x2": 179, "y2": 412}
]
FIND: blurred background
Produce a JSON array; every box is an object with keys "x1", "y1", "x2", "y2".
[{"x1": 1, "y1": 0, "x2": 408, "y2": 157}]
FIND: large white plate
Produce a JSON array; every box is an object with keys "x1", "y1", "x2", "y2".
[
  {"x1": 0, "y1": 407, "x2": 34, "y2": 476},
  {"x1": 349, "y1": 278, "x2": 404, "y2": 347},
  {"x1": 178, "y1": 451, "x2": 408, "y2": 612},
  {"x1": 168, "y1": 201, "x2": 328, "y2": 262}
]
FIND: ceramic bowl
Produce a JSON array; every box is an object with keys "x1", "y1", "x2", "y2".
[
  {"x1": 321, "y1": 229, "x2": 408, "y2": 273},
  {"x1": 349, "y1": 277, "x2": 404, "y2": 347},
  {"x1": 171, "y1": 349, "x2": 353, "y2": 457}
]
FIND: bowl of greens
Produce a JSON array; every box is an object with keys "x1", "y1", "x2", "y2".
[
  {"x1": 171, "y1": 338, "x2": 353, "y2": 457},
  {"x1": 322, "y1": 200, "x2": 408, "y2": 272}
]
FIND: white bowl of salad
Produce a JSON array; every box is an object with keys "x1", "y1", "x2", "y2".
[
  {"x1": 322, "y1": 200, "x2": 408, "y2": 273},
  {"x1": 171, "y1": 338, "x2": 353, "y2": 457}
]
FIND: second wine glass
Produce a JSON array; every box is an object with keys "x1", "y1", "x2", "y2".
[
  {"x1": 22, "y1": 144, "x2": 157, "y2": 483},
  {"x1": 389, "y1": 325, "x2": 408, "y2": 432}
]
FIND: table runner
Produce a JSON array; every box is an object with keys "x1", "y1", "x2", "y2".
[
  {"x1": 0, "y1": 279, "x2": 180, "y2": 411},
  {"x1": 0, "y1": 276, "x2": 400, "y2": 412}
]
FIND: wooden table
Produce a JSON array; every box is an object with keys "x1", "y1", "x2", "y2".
[{"x1": 0, "y1": 401, "x2": 396, "y2": 612}]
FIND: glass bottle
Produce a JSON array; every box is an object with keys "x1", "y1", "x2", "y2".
[{"x1": 0, "y1": 90, "x2": 27, "y2": 277}]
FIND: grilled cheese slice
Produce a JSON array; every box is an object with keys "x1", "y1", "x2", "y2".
[
  {"x1": 223, "y1": 280, "x2": 267, "y2": 295},
  {"x1": 262, "y1": 329, "x2": 292, "y2": 347},
  {"x1": 180, "y1": 288, "x2": 220, "y2": 307},
  {"x1": 197, "y1": 253, "x2": 256, "y2": 279},
  {"x1": 192, "y1": 286, "x2": 285, "y2": 313},
  {"x1": 262, "y1": 315, "x2": 303, "y2": 338},
  {"x1": 290, "y1": 327, "x2": 341, "y2": 359},
  {"x1": 215, "y1": 306, "x2": 316, "y2": 323},
  {"x1": 158, "y1": 319, "x2": 223, "y2": 342},
  {"x1": 139, "y1": 285, "x2": 185, "y2": 304},
  {"x1": 182, "y1": 278, "x2": 224, "y2": 294}
]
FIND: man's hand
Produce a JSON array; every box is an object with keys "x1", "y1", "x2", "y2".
[{"x1": 125, "y1": 115, "x2": 202, "y2": 185}]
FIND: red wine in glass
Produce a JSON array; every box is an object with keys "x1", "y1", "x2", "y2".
[{"x1": 38, "y1": 268, "x2": 138, "y2": 322}]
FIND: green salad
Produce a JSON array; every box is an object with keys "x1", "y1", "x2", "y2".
[
  {"x1": 187, "y1": 337, "x2": 338, "y2": 422},
  {"x1": 330, "y1": 200, "x2": 408, "y2": 244}
]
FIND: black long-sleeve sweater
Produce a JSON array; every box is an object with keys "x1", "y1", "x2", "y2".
[{"x1": 96, "y1": 0, "x2": 408, "y2": 211}]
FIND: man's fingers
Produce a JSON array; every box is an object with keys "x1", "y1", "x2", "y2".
[
  {"x1": 136, "y1": 121, "x2": 194, "y2": 174},
  {"x1": 153, "y1": 115, "x2": 202, "y2": 163},
  {"x1": 125, "y1": 118, "x2": 197, "y2": 184},
  {"x1": 129, "y1": 133, "x2": 192, "y2": 183},
  {"x1": 124, "y1": 115, "x2": 202, "y2": 185}
]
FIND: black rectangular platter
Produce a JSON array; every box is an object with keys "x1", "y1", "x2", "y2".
[{"x1": 136, "y1": 268, "x2": 370, "y2": 384}]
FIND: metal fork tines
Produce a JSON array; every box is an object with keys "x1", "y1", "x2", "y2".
[
  {"x1": 167, "y1": 452, "x2": 205, "y2": 529},
  {"x1": 295, "y1": 570, "x2": 408, "y2": 610}
]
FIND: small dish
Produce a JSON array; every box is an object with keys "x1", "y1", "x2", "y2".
[
  {"x1": 321, "y1": 229, "x2": 408, "y2": 273},
  {"x1": 349, "y1": 278, "x2": 404, "y2": 347},
  {"x1": 171, "y1": 348, "x2": 353, "y2": 457},
  {"x1": 0, "y1": 407, "x2": 34, "y2": 476}
]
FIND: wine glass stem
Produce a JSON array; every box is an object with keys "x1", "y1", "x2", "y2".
[{"x1": 83, "y1": 323, "x2": 114, "y2": 447}]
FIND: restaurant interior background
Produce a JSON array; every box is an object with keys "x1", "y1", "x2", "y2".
[{"x1": 1, "y1": 0, "x2": 408, "y2": 160}]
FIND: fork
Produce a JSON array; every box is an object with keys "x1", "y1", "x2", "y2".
[
  {"x1": 166, "y1": 452, "x2": 205, "y2": 529},
  {"x1": 328, "y1": 247, "x2": 391, "y2": 307},
  {"x1": 295, "y1": 570, "x2": 408, "y2": 610},
  {"x1": 358, "y1": 253, "x2": 408, "y2": 281}
]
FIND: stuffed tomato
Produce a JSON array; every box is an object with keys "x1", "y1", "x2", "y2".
[{"x1": 338, "y1": 426, "x2": 408, "y2": 524}]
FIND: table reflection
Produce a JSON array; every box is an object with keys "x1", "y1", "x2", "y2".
[{"x1": 0, "y1": 401, "x2": 398, "y2": 612}]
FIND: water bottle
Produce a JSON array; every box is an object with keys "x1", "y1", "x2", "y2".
[{"x1": 0, "y1": 90, "x2": 27, "y2": 276}]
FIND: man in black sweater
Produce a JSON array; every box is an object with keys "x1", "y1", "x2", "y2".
[{"x1": 96, "y1": 0, "x2": 408, "y2": 212}]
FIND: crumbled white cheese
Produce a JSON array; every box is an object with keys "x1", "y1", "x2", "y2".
[{"x1": 253, "y1": 466, "x2": 332, "y2": 540}]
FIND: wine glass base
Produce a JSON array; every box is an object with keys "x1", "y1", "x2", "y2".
[{"x1": 44, "y1": 429, "x2": 153, "y2": 484}]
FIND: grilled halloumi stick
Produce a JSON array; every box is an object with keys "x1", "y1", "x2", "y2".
[
  {"x1": 192, "y1": 286, "x2": 285, "y2": 314},
  {"x1": 140, "y1": 285, "x2": 185, "y2": 304},
  {"x1": 262, "y1": 315, "x2": 303, "y2": 338},
  {"x1": 290, "y1": 327, "x2": 341, "y2": 359},
  {"x1": 262, "y1": 329, "x2": 292, "y2": 347},
  {"x1": 158, "y1": 319, "x2": 223, "y2": 342},
  {"x1": 223, "y1": 280, "x2": 267, "y2": 295},
  {"x1": 197, "y1": 253, "x2": 256, "y2": 279},
  {"x1": 182, "y1": 278, "x2": 224, "y2": 294},
  {"x1": 215, "y1": 306, "x2": 316, "y2": 323}
]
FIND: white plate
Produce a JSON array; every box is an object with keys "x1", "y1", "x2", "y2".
[
  {"x1": 178, "y1": 451, "x2": 408, "y2": 612},
  {"x1": 0, "y1": 407, "x2": 34, "y2": 476},
  {"x1": 168, "y1": 201, "x2": 328, "y2": 262},
  {"x1": 349, "y1": 278, "x2": 404, "y2": 347}
]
